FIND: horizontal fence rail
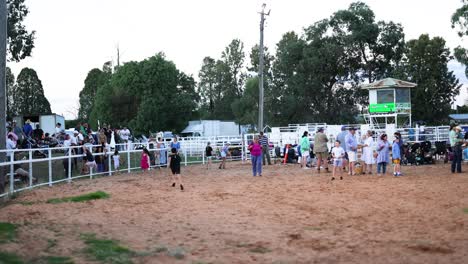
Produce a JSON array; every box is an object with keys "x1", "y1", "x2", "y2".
[{"x1": 0, "y1": 141, "x2": 246, "y2": 198}]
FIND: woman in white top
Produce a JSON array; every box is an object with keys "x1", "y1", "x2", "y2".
[{"x1": 362, "y1": 130, "x2": 376, "y2": 174}]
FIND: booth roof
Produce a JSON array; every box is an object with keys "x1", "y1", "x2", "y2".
[
  {"x1": 361, "y1": 78, "x2": 417, "y2": 90},
  {"x1": 449, "y1": 114, "x2": 468, "y2": 122}
]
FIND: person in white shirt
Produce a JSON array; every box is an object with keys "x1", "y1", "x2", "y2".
[
  {"x1": 70, "y1": 132, "x2": 78, "y2": 146},
  {"x1": 331, "y1": 140, "x2": 345, "y2": 181},
  {"x1": 119, "y1": 127, "x2": 130, "y2": 150},
  {"x1": 62, "y1": 134, "x2": 74, "y2": 176},
  {"x1": 55, "y1": 123, "x2": 63, "y2": 134},
  {"x1": 6, "y1": 134, "x2": 16, "y2": 159}
]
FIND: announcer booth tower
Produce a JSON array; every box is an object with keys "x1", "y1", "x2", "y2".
[{"x1": 361, "y1": 78, "x2": 417, "y2": 129}]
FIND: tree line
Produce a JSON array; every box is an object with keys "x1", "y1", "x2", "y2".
[
  {"x1": 5, "y1": 0, "x2": 51, "y2": 119},
  {"x1": 80, "y1": 2, "x2": 465, "y2": 134}
]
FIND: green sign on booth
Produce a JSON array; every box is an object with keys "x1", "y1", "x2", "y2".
[{"x1": 369, "y1": 103, "x2": 395, "y2": 113}]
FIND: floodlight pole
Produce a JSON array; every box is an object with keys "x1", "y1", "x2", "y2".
[
  {"x1": 258, "y1": 3, "x2": 269, "y2": 133},
  {"x1": 0, "y1": 0, "x2": 6, "y2": 193}
]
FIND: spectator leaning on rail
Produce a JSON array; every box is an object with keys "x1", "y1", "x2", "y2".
[
  {"x1": 259, "y1": 131, "x2": 272, "y2": 166},
  {"x1": 314, "y1": 127, "x2": 329, "y2": 173},
  {"x1": 449, "y1": 123, "x2": 463, "y2": 173}
]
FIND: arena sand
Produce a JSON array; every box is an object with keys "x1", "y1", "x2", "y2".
[{"x1": 0, "y1": 161, "x2": 467, "y2": 263}]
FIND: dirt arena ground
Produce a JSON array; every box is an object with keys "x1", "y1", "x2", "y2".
[{"x1": 1, "y1": 161, "x2": 467, "y2": 264}]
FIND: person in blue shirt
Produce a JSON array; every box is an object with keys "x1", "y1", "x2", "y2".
[
  {"x1": 23, "y1": 119, "x2": 33, "y2": 138},
  {"x1": 345, "y1": 127, "x2": 358, "y2": 175},
  {"x1": 392, "y1": 136, "x2": 401, "y2": 176},
  {"x1": 170, "y1": 136, "x2": 181, "y2": 153}
]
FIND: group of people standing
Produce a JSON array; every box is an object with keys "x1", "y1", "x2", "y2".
[
  {"x1": 244, "y1": 127, "x2": 405, "y2": 180},
  {"x1": 333, "y1": 127, "x2": 403, "y2": 179}
]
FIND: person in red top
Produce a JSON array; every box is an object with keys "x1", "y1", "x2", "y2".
[
  {"x1": 248, "y1": 136, "x2": 263, "y2": 176},
  {"x1": 141, "y1": 148, "x2": 150, "y2": 171}
]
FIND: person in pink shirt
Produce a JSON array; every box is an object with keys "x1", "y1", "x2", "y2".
[
  {"x1": 248, "y1": 136, "x2": 263, "y2": 176},
  {"x1": 7, "y1": 127, "x2": 18, "y2": 146}
]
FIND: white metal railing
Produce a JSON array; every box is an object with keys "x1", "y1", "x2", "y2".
[{"x1": 0, "y1": 141, "x2": 245, "y2": 198}]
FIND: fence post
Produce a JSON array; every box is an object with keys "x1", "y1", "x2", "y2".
[
  {"x1": 29, "y1": 150, "x2": 32, "y2": 187},
  {"x1": 127, "y1": 147, "x2": 131, "y2": 173},
  {"x1": 9, "y1": 152, "x2": 14, "y2": 194},
  {"x1": 184, "y1": 149, "x2": 187, "y2": 166},
  {"x1": 202, "y1": 147, "x2": 205, "y2": 165},
  {"x1": 166, "y1": 147, "x2": 169, "y2": 167},
  {"x1": 108, "y1": 149, "x2": 112, "y2": 176},
  {"x1": 47, "y1": 149, "x2": 52, "y2": 186},
  {"x1": 68, "y1": 147, "x2": 72, "y2": 183}
]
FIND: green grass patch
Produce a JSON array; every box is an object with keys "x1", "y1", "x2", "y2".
[
  {"x1": 463, "y1": 208, "x2": 468, "y2": 214},
  {"x1": 235, "y1": 243, "x2": 249, "y2": 248},
  {"x1": 154, "y1": 246, "x2": 168, "y2": 253},
  {"x1": 81, "y1": 233, "x2": 134, "y2": 264},
  {"x1": 249, "y1": 246, "x2": 271, "y2": 254},
  {"x1": 47, "y1": 191, "x2": 110, "y2": 204},
  {"x1": 167, "y1": 247, "x2": 185, "y2": 260},
  {"x1": 0, "y1": 222, "x2": 17, "y2": 243},
  {"x1": 46, "y1": 239, "x2": 58, "y2": 252},
  {"x1": 0, "y1": 251, "x2": 23, "y2": 264},
  {"x1": 33, "y1": 256, "x2": 74, "y2": 264}
]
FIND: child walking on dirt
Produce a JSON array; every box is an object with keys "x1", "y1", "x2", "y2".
[
  {"x1": 169, "y1": 147, "x2": 184, "y2": 191},
  {"x1": 331, "y1": 140, "x2": 345, "y2": 181},
  {"x1": 141, "y1": 148, "x2": 151, "y2": 172}
]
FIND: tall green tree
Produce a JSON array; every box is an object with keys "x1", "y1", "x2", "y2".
[
  {"x1": 402, "y1": 35, "x2": 461, "y2": 124},
  {"x1": 270, "y1": 2, "x2": 404, "y2": 124},
  {"x1": 78, "y1": 68, "x2": 111, "y2": 120},
  {"x1": 271, "y1": 31, "x2": 306, "y2": 125},
  {"x1": 451, "y1": 0, "x2": 468, "y2": 77},
  {"x1": 221, "y1": 39, "x2": 245, "y2": 97},
  {"x1": 232, "y1": 77, "x2": 259, "y2": 125},
  {"x1": 13, "y1": 68, "x2": 51, "y2": 115},
  {"x1": 89, "y1": 53, "x2": 198, "y2": 134},
  {"x1": 198, "y1": 56, "x2": 218, "y2": 118},
  {"x1": 7, "y1": 0, "x2": 35, "y2": 62},
  {"x1": 197, "y1": 39, "x2": 246, "y2": 120}
]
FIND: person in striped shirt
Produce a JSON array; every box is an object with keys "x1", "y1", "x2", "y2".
[{"x1": 259, "y1": 132, "x2": 272, "y2": 165}]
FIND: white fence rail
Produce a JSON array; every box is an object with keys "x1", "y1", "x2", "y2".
[{"x1": 0, "y1": 141, "x2": 246, "y2": 198}]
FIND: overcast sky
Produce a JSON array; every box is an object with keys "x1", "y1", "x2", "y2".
[{"x1": 8, "y1": 0, "x2": 468, "y2": 119}]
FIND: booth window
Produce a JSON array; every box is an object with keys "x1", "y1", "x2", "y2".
[
  {"x1": 396, "y1": 88, "x2": 410, "y2": 103},
  {"x1": 377, "y1": 90, "x2": 394, "y2": 104}
]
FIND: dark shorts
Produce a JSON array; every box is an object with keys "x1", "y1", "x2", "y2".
[{"x1": 171, "y1": 167, "x2": 180, "y2": 174}]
